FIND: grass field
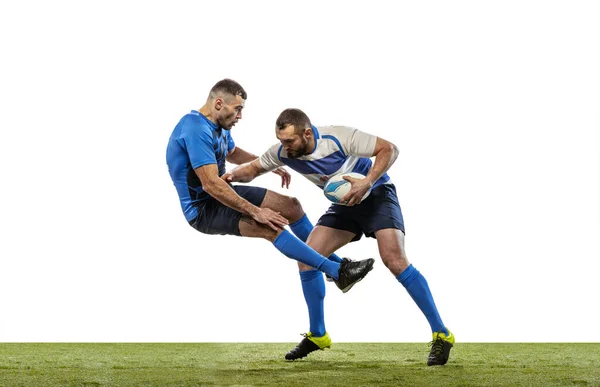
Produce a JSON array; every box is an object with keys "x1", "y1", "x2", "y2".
[{"x1": 1, "y1": 343, "x2": 599, "y2": 386}]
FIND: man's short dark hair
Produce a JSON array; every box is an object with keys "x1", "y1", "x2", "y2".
[
  {"x1": 276, "y1": 108, "x2": 312, "y2": 134},
  {"x1": 209, "y1": 78, "x2": 247, "y2": 100}
]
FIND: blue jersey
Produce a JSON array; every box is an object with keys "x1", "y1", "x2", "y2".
[{"x1": 166, "y1": 110, "x2": 235, "y2": 221}]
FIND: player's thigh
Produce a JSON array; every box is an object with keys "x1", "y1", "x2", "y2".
[
  {"x1": 259, "y1": 190, "x2": 303, "y2": 222},
  {"x1": 231, "y1": 185, "x2": 282, "y2": 241},
  {"x1": 190, "y1": 185, "x2": 267, "y2": 237},
  {"x1": 232, "y1": 185, "x2": 268, "y2": 207},
  {"x1": 306, "y1": 225, "x2": 356, "y2": 258},
  {"x1": 190, "y1": 200, "x2": 244, "y2": 236},
  {"x1": 374, "y1": 228, "x2": 409, "y2": 275},
  {"x1": 357, "y1": 184, "x2": 405, "y2": 238},
  {"x1": 316, "y1": 204, "x2": 364, "y2": 241}
]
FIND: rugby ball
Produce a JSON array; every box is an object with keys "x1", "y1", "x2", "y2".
[{"x1": 323, "y1": 172, "x2": 371, "y2": 205}]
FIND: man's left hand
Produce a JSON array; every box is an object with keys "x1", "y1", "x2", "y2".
[
  {"x1": 272, "y1": 167, "x2": 291, "y2": 188},
  {"x1": 340, "y1": 175, "x2": 373, "y2": 206},
  {"x1": 221, "y1": 172, "x2": 234, "y2": 183}
]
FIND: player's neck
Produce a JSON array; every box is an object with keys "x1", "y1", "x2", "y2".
[
  {"x1": 307, "y1": 137, "x2": 317, "y2": 154},
  {"x1": 198, "y1": 105, "x2": 218, "y2": 125}
]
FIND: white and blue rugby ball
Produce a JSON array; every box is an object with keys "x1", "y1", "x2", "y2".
[{"x1": 323, "y1": 172, "x2": 371, "y2": 205}]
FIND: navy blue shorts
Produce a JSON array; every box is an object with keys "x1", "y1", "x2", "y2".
[
  {"x1": 188, "y1": 185, "x2": 267, "y2": 236},
  {"x1": 316, "y1": 183, "x2": 405, "y2": 241}
]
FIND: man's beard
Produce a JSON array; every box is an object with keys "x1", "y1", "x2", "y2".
[
  {"x1": 287, "y1": 138, "x2": 309, "y2": 159},
  {"x1": 218, "y1": 115, "x2": 235, "y2": 130}
]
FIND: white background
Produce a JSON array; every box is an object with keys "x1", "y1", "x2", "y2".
[{"x1": 1, "y1": 1, "x2": 599, "y2": 343}]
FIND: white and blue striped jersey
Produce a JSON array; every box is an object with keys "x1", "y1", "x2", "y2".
[{"x1": 259, "y1": 125, "x2": 391, "y2": 189}]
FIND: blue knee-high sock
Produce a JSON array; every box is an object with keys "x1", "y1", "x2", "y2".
[
  {"x1": 397, "y1": 264, "x2": 448, "y2": 335},
  {"x1": 289, "y1": 215, "x2": 344, "y2": 263},
  {"x1": 300, "y1": 270, "x2": 326, "y2": 337},
  {"x1": 273, "y1": 230, "x2": 340, "y2": 279}
]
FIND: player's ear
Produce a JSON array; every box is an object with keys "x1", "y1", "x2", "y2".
[
  {"x1": 304, "y1": 127, "x2": 313, "y2": 139},
  {"x1": 214, "y1": 98, "x2": 223, "y2": 111}
]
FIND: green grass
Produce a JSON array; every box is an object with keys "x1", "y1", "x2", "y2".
[{"x1": 1, "y1": 343, "x2": 599, "y2": 386}]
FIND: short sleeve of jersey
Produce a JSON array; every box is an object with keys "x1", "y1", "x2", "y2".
[
  {"x1": 328, "y1": 126, "x2": 378, "y2": 157},
  {"x1": 226, "y1": 130, "x2": 236, "y2": 152},
  {"x1": 181, "y1": 121, "x2": 216, "y2": 169},
  {"x1": 259, "y1": 144, "x2": 284, "y2": 171}
]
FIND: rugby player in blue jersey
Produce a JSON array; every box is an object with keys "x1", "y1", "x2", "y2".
[
  {"x1": 223, "y1": 108, "x2": 454, "y2": 366},
  {"x1": 166, "y1": 80, "x2": 375, "y2": 326}
]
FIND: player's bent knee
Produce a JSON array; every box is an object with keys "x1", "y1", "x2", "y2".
[
  {"x1": 288, "y1": 197, "x2": 304, "y2": 220},
  {"x1": 380, "y1": 252, "x2": 409, "y2": 276}
]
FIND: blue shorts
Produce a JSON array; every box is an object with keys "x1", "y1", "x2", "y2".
[
  {"x1": 188, "y1": 185, "x2": 267, "y2": 236},
  {"x1": 316, "y1": 183, "x2": 405, "y2": 241}
]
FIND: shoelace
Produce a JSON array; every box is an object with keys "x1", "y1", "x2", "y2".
[{"x1": 429, "y1": 338, "x2": 445, "y2": 355}]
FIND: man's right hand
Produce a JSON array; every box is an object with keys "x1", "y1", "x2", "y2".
[{"x1": 250, "y1": 207, "x2": 289, "y2": 231}]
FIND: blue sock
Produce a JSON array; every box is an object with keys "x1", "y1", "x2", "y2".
[
  {"x1": 396, "y1": 264, "x2": 448, "y2": 335},
  {"x1": 289, "y1": 214, "x2": 344, "y2": 263},
  {"x1": 300, "y1": 270, "x2": 326, "y2": 337},
  {"x1": 273, "y1": 230, "x2": 340, "y2": 279}
]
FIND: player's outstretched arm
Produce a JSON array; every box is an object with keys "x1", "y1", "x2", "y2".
[
  {"x1": 221, "y1": 159, "x2": 265, "y2": 183},
  {"x1": 223, "y1": 145, "x2": 290, "y2": 188},
  {"x1": 223, "y1": 158, "x2": 292, "y2": 189},
  {"x1": 226, "y1": 146, "x2": 258, "y2": 165},
  {"x1": 196, "y1": 163, "x2": 288, "y2": 230}
]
